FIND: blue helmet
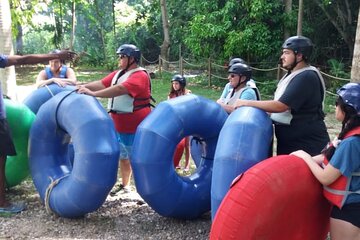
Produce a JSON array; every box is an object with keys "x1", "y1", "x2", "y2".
[
  {"x1": 116, "y1": 44, "x2": 141, "y2": 63},
  {"x1": 337, "y1": 83, "x2": 360, "y2": 114}
]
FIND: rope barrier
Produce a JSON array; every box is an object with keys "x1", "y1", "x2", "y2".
[
  {"x1": 319, "y1": 71, "x2": 350, "y2": 82},
  {"x1": 141, "y1": 56, "x2": 158, "y2": 64},
  {"x1": 159, "y1": 56, "x2": 179, "y2": 64},
  {"x1": 251, "y1": 66, "x2": 279, "y2": 72},
  {"x1": 182, "y1": 58, "x2": 204, "y2": 68},
  {"x1": 210, "y1": 73, "x2": 228, "y2": 80},
  {"x1": 211, "y1": 62, "x2": 227, "y2": 69}
]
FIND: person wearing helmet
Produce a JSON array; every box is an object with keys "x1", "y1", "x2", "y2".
[
  {"x1": 291, "y1": 83, "x2": 360, "y2": 239},
  {"x1": 0, "y1": 50, "x2": 76, "y2": 214},
  {"x1": 168, "y1": 74, "x2": 191, "y2": 98},
  {"x1": 36, "y1": 49, "x2": 77, "y2": 88},
  {"x1": 234, "y1": 36, "x2": 329, "y2": 155},
  {"x1": 78, "y1": 44, "x2": 153, "y2": 195},
  {"x1": 168, "y1": 74, "x2": 192, "y2": 172},
  {"x1": 219, "y1": 58, "x2": 261, "y2": 108},
  {"x1": 217, "y1": 62, "x2": 260, "y2": 113}
]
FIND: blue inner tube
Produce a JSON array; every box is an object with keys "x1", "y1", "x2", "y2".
[
  {"x1": 23, "y1": 83, "x2": 76, "y2": 114},
  {"x1": 211, "y1": 106, "x2": 273, "y2": 220},
  {"x1": 131, "y1": 94, "x2": 228, "y2": 219},
  {"x1": 29, "y1": 91, "x2": 120, "y2": 218}
]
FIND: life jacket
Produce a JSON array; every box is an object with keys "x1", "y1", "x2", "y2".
[
  {"x1": 270, "y1": 66, "x2": 325, "y2": 125},
  {"x1": 45, "y1": 65, "x2": 67, "y2": 79},
  {"x1": 223, "y1": 80, "x2": 260, "y2": 105},
  {"x1": 322, "y1": 126, "x2": 360, "y2": 209},
  {"x1": 108, "y1": 67, "x2": 155, "y2": 114}
]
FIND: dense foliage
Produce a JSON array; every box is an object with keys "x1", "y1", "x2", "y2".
[{"x1": 9, "y1": 0, "x2": 360, "y2": 75}]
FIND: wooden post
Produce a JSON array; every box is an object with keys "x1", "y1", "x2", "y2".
[
  {"x1": 158, "y1": 55, "x2": 162, "y2": 80},
  {"x1": 208, "y1": 57, "x2": 212, "y2": 87},
  {"x1": 180, "y1": 56, "x2": 184, "y2": 76}
]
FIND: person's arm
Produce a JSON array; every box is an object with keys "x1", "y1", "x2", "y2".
[
  {"x1": 45, "y1": 68, "x2": 77, "y2": 87},
  {"x1": 6, "y1": 50, "x2": 76, "y2": 66},
  {"x1": 290, "y1": 150, "x2": 341, "y2": 185},
  {"x1": 35, "y1": 70, "x2": 53, "y2": 88},
  {"x1": 234, "y1": 99, "x2": 289, "y2": 113},
  {"x1": 78, "y1": 83, "x2": 128, "y2": 98},
  {"x1": 217, "y1": 102, "x2": 235, "y2": 113}
]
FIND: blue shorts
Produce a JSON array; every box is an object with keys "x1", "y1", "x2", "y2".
[{"x1": 116, "y1": 132, "x2": 135, "y2": 160}]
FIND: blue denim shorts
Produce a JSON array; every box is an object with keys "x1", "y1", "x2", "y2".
[{"x1": 116, "y1": 132, "x2": 135, "y2": 160}]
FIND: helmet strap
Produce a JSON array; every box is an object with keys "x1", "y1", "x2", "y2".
[
  {"x1": 124, "y1": 57, "x2": 136, "y2": 71},
  {"x1": 231, "y1": 77, "x2": 247, "y2": 97}
]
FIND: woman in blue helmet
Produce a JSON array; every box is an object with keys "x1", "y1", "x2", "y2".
[
  {"x1": 36, "y1": 49, "x2": 77, "y2": 88},
  {"x1": 292, "y1": 83, "x2": 360, "y2": 239}
]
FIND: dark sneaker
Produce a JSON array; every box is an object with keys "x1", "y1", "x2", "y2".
[{"x1": 110, "y1": 184, "x2": 131, "y2": 196}]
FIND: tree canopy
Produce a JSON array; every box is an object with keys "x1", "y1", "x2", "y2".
[{"x1": 7, "y1": 0, "x2": 360, "y2": 75}]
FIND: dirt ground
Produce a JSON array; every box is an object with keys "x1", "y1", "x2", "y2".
[{"x1": 0, "y1": 108, "x2": 340, "y2": 240}]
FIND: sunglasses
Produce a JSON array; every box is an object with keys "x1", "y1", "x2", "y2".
[
  {"x1": 229, "y1": 74, "x2": 239, "y2": 78},
  {"x1": 118, "y1": 54, "x2": 128, "y2": 59}
]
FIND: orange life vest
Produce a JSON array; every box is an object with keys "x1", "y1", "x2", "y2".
[{"x1": 322, "y1": 126, "x2": 360, "y2": 209}]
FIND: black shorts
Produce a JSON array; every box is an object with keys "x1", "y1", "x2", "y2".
[
  {"x1": 331, "y1": 202, "x2": 360, "y2": 228},
  {"x1": 0, "y1": 118, "x2": 16, "y2": 156}
]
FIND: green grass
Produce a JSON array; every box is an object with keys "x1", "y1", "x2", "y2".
[{"x1": 15, "y1": 65, "x2": 336, "y2": 116}]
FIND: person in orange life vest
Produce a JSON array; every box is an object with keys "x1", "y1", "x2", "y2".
[
  {"x1": 36, "y1": 49, "x2": 77, "y2": 88},
  {"x1": 291, "y1": 83, "x2": 360, "y2": 240},
  {"x1": 77, "y1": 44, "x2": 152, "y2": 195},
  {"x1": 0, "y1": 50, "x2": 76, "y2": 214},
  {"x1": 168, "y1": 74, "x2": 191, "y2": 172},
  {"x1": 234, "y1": 36, "x2": 329, "y2": 155}
]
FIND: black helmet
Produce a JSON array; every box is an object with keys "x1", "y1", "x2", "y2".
[
  {"x1": 228, "y1": 58, "x2": 246, "y2": 68},
  {"x1": 337, "y1": 83, "x2": 360, "y2": 115},
  {"x1": 116, "y1": 44, "x2": 141, "y2": 63},
  {"x1": 228, "y1": 63, "x2": 252, "y2": 81},
  {"x1": 282, "y1": 36, "x2": 313, "y2": 60},
  {"x1": 171, "y1": 74, "x2": 186, "y2": 87}
]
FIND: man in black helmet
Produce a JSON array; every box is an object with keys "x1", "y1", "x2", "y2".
[
  {"x1": 234, "y1": 36, "x2": 329, "y2": 155},
  {"x1": 78, "y1": 44, "x2": 152, "y2": 195}
]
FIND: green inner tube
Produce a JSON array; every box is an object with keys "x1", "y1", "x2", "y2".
[{"x1": 4, "y1": 99, "x2": 35, "y2": 188}]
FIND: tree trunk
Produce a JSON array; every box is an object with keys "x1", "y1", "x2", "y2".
[
  {"x1": 70, "y1": 1, "x2": 76, "y2": 51},
  {"x1": 15, "y1": 24, "x2": 23, "y2": 54},
  {"x1": 160, "y1": 0, "x2": 170, "y2": 70},
  {"x1": 315, "y1": 0, "x2": 355, "y2": 58},
  {"x1": 284, "y1": 0, "x2": 292, "y2": 39},
  {"x1": 297, "y1": 0, "x2": 304, "y2": 36},
  {"x1": 351, "y1": 7, "x2": 360, "y2": 82},
  {"x1": 0, "y1": 0, "x2": 17, "y2": 100}
]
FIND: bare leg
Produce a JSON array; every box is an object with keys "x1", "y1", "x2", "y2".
[
  {"x1": 0, "y1": 155, "x2": 8, "y2": 207},
  {"x1": 120, "y1": 159, "x2": 132, "y2": 187},
  {"x1": 330, "y1": 217, "x2": 360, "y2": 240},
  {"x1": 184, "y1": 137, "x2": 190, "y2": 170}
]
